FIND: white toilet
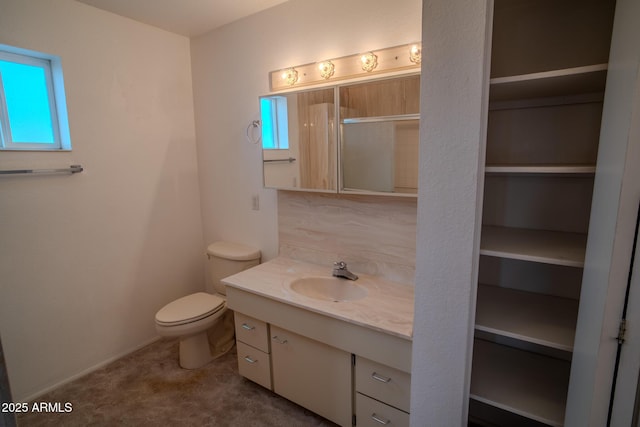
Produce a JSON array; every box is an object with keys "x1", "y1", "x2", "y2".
[{"x1": 155, "y1": 241, "x2": 261, "y2": 369}]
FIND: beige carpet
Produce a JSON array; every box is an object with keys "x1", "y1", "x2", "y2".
[{"x1": 17, "y1": 338, "x2": 338, "y2": 426}]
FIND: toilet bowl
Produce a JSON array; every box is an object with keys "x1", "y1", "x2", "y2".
[{"x1": 155, "y1": 241, "x2": 261, "y2": 369}]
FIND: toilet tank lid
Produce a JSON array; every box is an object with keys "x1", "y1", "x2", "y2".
[{"x1": 207, "y1": 241, "x2": 261, "y2": 261}]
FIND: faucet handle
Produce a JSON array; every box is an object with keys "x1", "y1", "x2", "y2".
[{"x1": 334, "y1": 261, "x2": 347, "y2": 269}]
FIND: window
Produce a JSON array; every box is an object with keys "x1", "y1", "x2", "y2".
[
  {"x1": 0, "y1": 45, "x2": 71, "y2": 151},
  {"x1": 260, "y1": 96, "x2": 289, "y2": 150}
]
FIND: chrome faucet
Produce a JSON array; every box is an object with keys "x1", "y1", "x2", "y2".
[{"x1": 332, "y1": 261, "x2": 358, "y2": 281}]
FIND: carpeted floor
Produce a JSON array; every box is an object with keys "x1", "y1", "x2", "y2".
[{"x1": 17, "y1": 338, "x2": 338, "y2": 426}]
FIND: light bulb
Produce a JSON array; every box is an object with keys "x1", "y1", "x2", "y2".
[
  {"x1": 318, "y1": 61, "x2": 335, "y2": 79},
  {"x1": 409, "y1": 44, "x2": 422, "y2": 64},
  {"x1": 360, "y1": 52, "x2": 378, "y2": 72},
  {"x1": 281, "y1": 68, "x2": 298, "y2": 85}
]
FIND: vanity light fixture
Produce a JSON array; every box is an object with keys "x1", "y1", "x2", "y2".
[
  {"x1": 318, "y1": 61, "x2": 335, "y2": 79},
  {"x1": 269, "y1": 41, "x2": 421, "y2": 91},
  {"x1": 409, "y1": 44, "x2": 422, "y2": 64},
  {"x1": 360, "y1": 52, "x2": 378, "y2": 72},
  {"x1": 281, "y1": 67, "x2": 299, "y2": 86}
]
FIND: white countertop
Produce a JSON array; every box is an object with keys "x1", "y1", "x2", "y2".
[{"x1": 222, "y1": 257, "x2": 414, "y2": 340}]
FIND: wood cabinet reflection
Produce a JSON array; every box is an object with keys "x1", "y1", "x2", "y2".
[
  {"x1": 340, "y1": 75, "x2": 420, "y2": 195},
  {"x1": 262, "y1": 88, "x2": 336, "y2": 191}
]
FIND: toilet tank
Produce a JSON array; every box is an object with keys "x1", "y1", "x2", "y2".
[{"x1": 206, "y1": 241, "x2": 261, "y2": 295}]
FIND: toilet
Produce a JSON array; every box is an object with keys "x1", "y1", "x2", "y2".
[{"x1": 155, "y1": 241, "x2": 261, "y2": 369}]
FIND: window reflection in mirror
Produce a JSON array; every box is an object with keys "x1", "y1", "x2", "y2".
[
  {"x1": 260, "y1": 96, "x2": 289, "y2": 150},
  {"x1": 261, "y1": 88, "x2": 336, "y2": 191}
]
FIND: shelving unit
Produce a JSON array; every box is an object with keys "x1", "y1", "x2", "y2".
[{"x1": 470, "y1": 1, "x2": 616, "y2": 425}]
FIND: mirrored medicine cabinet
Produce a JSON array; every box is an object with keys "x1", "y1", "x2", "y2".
[{"x1": 260, "y1": 73, "x2": 420, "y2": 197}]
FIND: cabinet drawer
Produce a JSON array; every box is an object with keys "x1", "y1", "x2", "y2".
[
  {"x1": 236, "y1": 341, "x2": 272, "y2": 390},
  {"x1": 356, "y1": 393, "x2": 409, "y2": 427},
  {"x1": 355, "y1": 356, "x2": 411, "y2": 413},
  {"x1": 234, "y1": 312, "x2": 269, "y2": 353}
]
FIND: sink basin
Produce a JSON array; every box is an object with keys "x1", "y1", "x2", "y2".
[{"x1": 288, "y1": 276, "x2": 368, "y2": 302}]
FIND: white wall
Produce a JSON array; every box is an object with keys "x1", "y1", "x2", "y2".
[
  {"x1": 190, "y1": 0, "x2": 422, "y2": 261},
  {"x1": 411, "y1": 1, "x2": 492, "y2": 425},
  {"x1": 0, "y1": 0, "x2": 204, "y2": 400}
]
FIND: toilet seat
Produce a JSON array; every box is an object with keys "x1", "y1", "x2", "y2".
[{"x1": 155, "y1": 292, "x2": 225, "y2": 326}]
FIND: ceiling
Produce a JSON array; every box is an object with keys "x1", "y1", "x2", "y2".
[{"x1": 76, "y1": 0, "x2": 290, "y2": 37}]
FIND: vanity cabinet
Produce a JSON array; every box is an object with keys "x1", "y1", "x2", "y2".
[
  {"x1": 234, "y1": 310, "x2": 355, "y2": 425},
  {"x1": 271, "y1": 325, "x2": 352, "y2": 427},
  {"x1": 470, "y1": 1, "x2": 616, "y2": 426},
  {"x1": 226, "y1": 283, "x2": 412, "y2": 427}
]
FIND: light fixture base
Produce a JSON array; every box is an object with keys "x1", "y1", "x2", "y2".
[{"x1": 270, "y1": 42, "x2": 421, "y2": 91}]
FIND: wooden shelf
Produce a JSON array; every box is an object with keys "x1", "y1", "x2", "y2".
[
  {"x1": 470, "y1": 339, "x2": 571, "y2": 427},
  {"x1": 475, "y1": 284, "x2": 579, "y2": 352},
  {"x1": 341, "y1": 113, "x2": 419, "y2": 124},
  {"x1": 480, "y1": 226, "x2": 587, "y2": 268},
  {"x1": 485, "y1": 164, "x2": 596, "y2": 176},
  {"x1": 489, "y1": 64, "x2": 607, "y2": 103}
]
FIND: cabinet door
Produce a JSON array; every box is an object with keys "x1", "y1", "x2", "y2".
[{"x1": 270, "y1": 325, "x2": 351, "y2": 427}]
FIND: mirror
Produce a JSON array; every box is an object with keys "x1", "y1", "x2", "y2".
[
  {"x1": 260, "y1": 74, "x2": 420, "y2": 196},
  {"x1": 261, "y1": 87, "x2": 336, "y2": 192},
  {"x1": 339, "y1": 75, "x2": 420, "y2": 195},
  {"x1": 340, "y1": 118, "x2": 419, "y2": 194}
]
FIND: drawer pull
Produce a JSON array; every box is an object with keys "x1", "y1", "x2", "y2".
[
  {"x1": 371, "y1": 372, "x2": 392, "y2": 383},
  {"x1": 371, "y1": 413, "x2": 391, "y2": 425},
  {"x1": 272, "y1": 335, "x2": 288, "y2": 344},
  {"x1": 244, "y1": 356, "x2": 257, "y2": 364},
  {"x1": 241, "y1": 323, "x2": 255, "y2": 331}
]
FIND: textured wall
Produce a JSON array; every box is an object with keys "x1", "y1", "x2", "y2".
[
  {"x1": 411, "y1": 0, "x2": 492, "y2": 425},
  {"x1": 278, "y1": 191, "x2": 417, "y2": 284}
]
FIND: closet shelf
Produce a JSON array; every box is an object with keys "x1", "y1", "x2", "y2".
[
  {"x1": 489, "y1": 64, "x2": 608, "y2": 103},
  {"x1": 484, "y1": 164, "x2": 596, "y2": 175},
  {"x1": 480, "y1": 225, "x2": 587, "y2": 268},
  {"x1": 470, "y1": 339, "x2": 570, "y2": 427},
  {"x1": 475, "y1": 284, "x2": 579, "y2": 352}
]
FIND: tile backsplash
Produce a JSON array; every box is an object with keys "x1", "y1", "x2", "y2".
[{"x1": 278, "y1": 191, "x2": 417, "y2": 285}]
